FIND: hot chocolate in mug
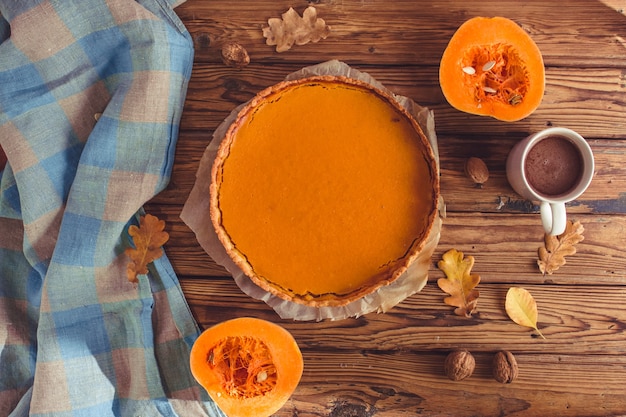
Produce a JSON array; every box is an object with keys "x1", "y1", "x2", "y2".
[{"x1": 506, "y1": 127, "x2": 594, "y2": 235}]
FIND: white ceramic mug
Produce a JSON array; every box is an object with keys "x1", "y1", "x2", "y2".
[{"x1": 506, "y1": 127, "x2": 594, "y2": 236}]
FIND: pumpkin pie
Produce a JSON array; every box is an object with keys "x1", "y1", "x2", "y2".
[{"x1": 210, "y1": 76, "x2": 439, "y2": 307}]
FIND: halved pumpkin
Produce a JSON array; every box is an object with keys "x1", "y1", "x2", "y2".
[
  {"x1": 189, "y1": 317, "x2": 303, "y2": 417},
  {"x1": 439, "y1": 16, "x2": 545, "y2": 122}
]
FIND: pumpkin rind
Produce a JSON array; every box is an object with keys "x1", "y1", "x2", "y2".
[
  {"x1": 190, "y1": 317, "x2": 303, "y2": 417},
  {"x1": 439, "y1": 16, "x2": 545, "y2": 122}
]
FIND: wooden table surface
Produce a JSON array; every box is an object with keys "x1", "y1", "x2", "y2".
[{"x1": 145, "y1": 1, "x2": 626, "y2": 416}]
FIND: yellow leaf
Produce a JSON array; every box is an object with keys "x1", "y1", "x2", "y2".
[
  {"x1": 437, "y1": 249, "x2": 480, "y2": 317},
  {"x1": 505, "y1": 287, "x2": 545, "y2": 339},
  {"x1": 538, "y1": 220, "x2": 584, "y2": 275},
  {"x1": 125, "y1": 214, "x2": 170, "y2": 283}
]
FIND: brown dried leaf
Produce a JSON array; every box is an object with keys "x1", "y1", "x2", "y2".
[
  {"x1": 437, "y1": 249, "x2": 480, "y2": 317},
  {"x1": 125, "y1": 214, "x2": 170, "y2": 283},
  {"x1": 537, "y1": 220, "x2": 584, "y2": 275},
  {"x1": 262, "y1": 6, "x2": 331, "y2": 53}
]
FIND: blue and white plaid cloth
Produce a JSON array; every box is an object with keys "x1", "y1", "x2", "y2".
[{"x1": 0, "y1": 1, "x2": 223, "y2": 415}]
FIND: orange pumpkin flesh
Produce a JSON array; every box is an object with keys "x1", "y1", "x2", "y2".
[
  {"x1": 439, "y1": 16, "x2": 545, "y2": 122},
  {"x1": 190, "y1": 317, "x2": 303, "y2": 417}
]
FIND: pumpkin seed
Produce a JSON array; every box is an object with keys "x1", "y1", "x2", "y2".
[
  {"x1": 482, "y1": 86, "x2": 498, "y2": 94},
  {"x1": 257, "y1": 370, "x2": 268, "y2": 382},
  {"x1": 462, "y1": 66, "x2": 476, "y2": 75},
  {"x1": 482, "y1": 60, "x2": 496, "y2": 71},
  {"x1": 508, "y1": 94, "x2": 523, "y2": 105}
]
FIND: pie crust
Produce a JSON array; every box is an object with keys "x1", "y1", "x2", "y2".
[{"x1": 210, "y1": 75, "x2": 440, "y2": 307}]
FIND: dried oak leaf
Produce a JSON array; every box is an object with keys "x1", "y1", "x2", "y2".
[
  {"x1": 437, "y1": 249, "x2": 480, "y2": 317},
  {"x1": 125, "y1": 214, "x2": 170, "y2": 283},
  {"x1": 262, "y1": 6, "x2": 331, "y2": 53},
  {"x1": 537, "y1": 220, "x2": 584, "y2": 275}
]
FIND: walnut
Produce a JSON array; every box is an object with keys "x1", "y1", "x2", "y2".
[
  {"x1": 220, "y1": 42, "x2": 250, "y2": 68},
  {"x1": 493, "y1": 350, "x2": 519, "y2": 383},
  {"x1": 464, "y1": 157, "x2": 489, "y2": 187},
  {"x1": 444, "y1": 350, "x2": 475, "y2": 381}
]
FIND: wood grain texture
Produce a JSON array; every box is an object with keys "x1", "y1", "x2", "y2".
[
  {"x1": 177, "y1": 0, "x2": 626, "y2": 67},
  {"x1": 179, "y1": 63, "x2": 626, "y2": 138},
  {"x1": 181, "y1": 279, "x2": 626, "y2": 354},
  {"x1": 144, "y1": 1, "x2": 626, "y2": 415},
  {"x1": 275, "y1": 352, "x2": 626, "y2": 417}
]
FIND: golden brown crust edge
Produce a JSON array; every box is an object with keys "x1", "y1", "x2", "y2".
[{"x1": 209, "y1": 75, "x2": 441, "y2": 307}]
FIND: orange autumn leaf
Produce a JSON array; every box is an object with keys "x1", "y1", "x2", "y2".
[
  {"x1": 125, "y1": 213, "x2": 170, "y2": 283},
  {"x1": 437, "y1": 249, "x2": 480, "y2": 317},
  {"x1": 505, "y1": 287, "x2": 546, "y2": 339},
  {"x1": 537, "y1": 220, "x2": 584, "y2": 275}
]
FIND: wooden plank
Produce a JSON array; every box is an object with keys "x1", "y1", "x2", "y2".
[
  {"x1": 274, "y1": 351, "x2": 626, "y2": 417},
  {"x1": 437, "y1": 136, "x2": 626, "y2": 215},
  {"x1": 181, "y1": 279, "x2": 626, "y2": 355},
  {"x1": 180, "y1": 63, "x2": 626, "y2": 138},
  {"x1": 437, "y1": 214, "x2": 626, "y2": 285},
  {"x1": 176, "y1": 0, "x2": 626, "y2": 68}
]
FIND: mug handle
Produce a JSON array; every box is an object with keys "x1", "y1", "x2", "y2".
[{"x1": 540, "y1": 201, "x2": 567, "y2": 236}]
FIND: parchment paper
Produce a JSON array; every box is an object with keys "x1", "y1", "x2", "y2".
[{"x1": 181, "y1": 60, "x2": 444, "y2": 321}]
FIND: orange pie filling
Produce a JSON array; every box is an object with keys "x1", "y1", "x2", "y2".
[{"x1": 211, "y1": 76, "x2": 439, "y2": 306}]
